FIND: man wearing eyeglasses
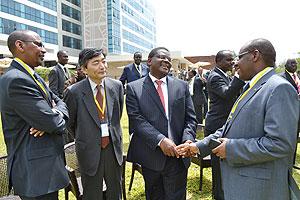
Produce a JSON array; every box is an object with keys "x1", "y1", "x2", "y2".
[
  {"x1": 64, "y1": 48, "x2": 124, "y2": 200},
  {"x1": 0, "y1": 30, "x2": 69, "y2": 200},
  {"x1": 126, "y1": 47, "x2": 197, "y2": 200},
  {"x1": 203, "y1": 50, "x2": 245, "y2": 200},
  {"x1": 177, "y1": 38, "x2": 299, "y2": 200},
  {"x1": 49, "y1": 50, "x2": 72, "y2": 99}
]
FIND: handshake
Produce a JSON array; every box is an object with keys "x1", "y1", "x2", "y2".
[{"x1": 159, "y1": 137, "x2": 228, "y2": 159}]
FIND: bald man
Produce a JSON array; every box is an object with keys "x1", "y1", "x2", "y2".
[
  {"x1": 178, "y1": 38, "x2": 299, "y2": 200},
  {"x1": 0, "y1": 30, "x2": 69, "y2": 200}
]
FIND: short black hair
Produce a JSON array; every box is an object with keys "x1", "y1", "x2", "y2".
[
  {"x1": 57, "y1": 50, "x2": 67, "y2": 58},
  {"x1": 7, "y1": 30, "x2": 33, "y2": 55},
  {"x1": 78, "y1": 48, "x2": 105, "y2": 68},
  {"x1": 148, "y1": 47, "x2": 169, "y2": 59},
  {"x1": 244, "y1": 38, "x2": 276, "y2": 66},
  {"x1": 134, "y1": 51, "x2": 142, "y2": 57},
  {"x1": 215, "y1": 50, "x2": 233, "y2": 63}
]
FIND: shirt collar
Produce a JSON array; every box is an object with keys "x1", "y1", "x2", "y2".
[
  {"x1": 216, "y1": 66, "x2": 229, "y2": 78},
  {"x1": 88, "y1": 77, "x2": 104, "y2": 92},
  {"x1": 57, "y1": 63, "x2": 65, "y2": 70},
  {"x1": 149, "y1": 73, "x2": 167, "y2": 85}
]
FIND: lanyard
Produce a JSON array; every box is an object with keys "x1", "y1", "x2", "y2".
[
  {"x1": 229, "y1": 67, "x2": 271, "y2": 119},
  {"x1": 15, "y1": 58, "x2": 48, "y2": 97},
  {"x1": 94, "y1": 88, "x2": 106, "y2": 116}
]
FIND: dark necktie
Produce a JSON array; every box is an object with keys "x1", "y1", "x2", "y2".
[
  {"x1": 96, "y1": 85, "x2": 109, "y2": 149},
  {"x1": 155, "y1": 80, "x2": 165, "y2": 112}
]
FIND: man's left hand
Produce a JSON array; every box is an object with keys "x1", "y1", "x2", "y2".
[{"x1": 212, "y1": 138, "x2": 228, "y2": 159}]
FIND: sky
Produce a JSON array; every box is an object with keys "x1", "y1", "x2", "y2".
[{"x1": 152, "y1": 0, "x2": 300, "y2": 63}]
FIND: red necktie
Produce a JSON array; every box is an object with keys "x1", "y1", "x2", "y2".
[
  {"x1": 292, "y1": 74, "x2": 300, "y2": 94},
  {"x1": 155, "y1": 80, "x2": 165, "y2": 111},
  {"x1": 96, "y1": 85, "x2": 109, "y2": 148}
]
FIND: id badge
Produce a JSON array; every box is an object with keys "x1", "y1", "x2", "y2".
[{"x1": 101, "y1": 123, "x2": 109, "y2": 137}]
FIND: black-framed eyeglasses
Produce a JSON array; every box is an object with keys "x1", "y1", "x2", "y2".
[
  {"x1": 237, "y1": 49, "x2": 259, "y2": 60},
  {"x1": 21, "y1": 40, "x2": 44, "y2": 48}
]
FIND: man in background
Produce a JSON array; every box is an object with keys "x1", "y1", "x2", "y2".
[
  {"x1": 126, "y1": 47, "x2": 197, "y2": 200},
  {"x1": 204, "y1": 50, "x2": 245, "y2": 200},
  {"x1": 187, "y1": 69, "x2": 207, "y2": 124},
  {"x1": 280, "y1": 58, "x2": 300, "y2": 164},
  {"x1": 64, "y1": 48, "x2": 124, "y2": 199},
  {"x1": 49, "y1": 50, "x2": 73, "y2": 99},
  {"x1": 119, "y1": 51, "x2": 149, "y2": 89},
  {"x1": 0, "y1": 30, "x2": 69, "y2": 200}
]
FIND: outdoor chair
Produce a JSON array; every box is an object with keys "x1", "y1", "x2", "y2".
[
  {"x1": 128, "y1": 162, "x2": 142, "y2": 191},
  {"x1": 64, "y1": 142, "x2": 127, "y2": 200},
  {"x1": 191, "y1": 154, "x2": 212, "y2": 191},
  {"x1": 0, "y1": 155, "x2": 20, "y2": 200}
]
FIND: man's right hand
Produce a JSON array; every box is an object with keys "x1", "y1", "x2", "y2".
[{"x1": 159, "y1": 138, "x2": 180, "y2": 158}]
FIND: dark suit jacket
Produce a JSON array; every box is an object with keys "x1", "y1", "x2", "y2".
[
  {"x1": 64, "y1": 78, "x2": 124, "y2": 176},
  {"x1": 0, "y1": 60, "x2": 69, "y2": 197},
  {"x1": 49, "y1": 64, "x2": 68, "y2": 99},
  {"x1": 205, "y1": 67, "x2": 245, "y2": 133},
  {"x1": 192, "y1": 76, "x2": 207, "y2": 106},
  {"x1": 280, "y1": 71, "x2": 298, "y2": 92},
  {"x1": 119, "y1": 63, "x2": 149, "y2": 86},
  {"x1": 126, "y1": 75, "x2": 197, "y2": 171}
]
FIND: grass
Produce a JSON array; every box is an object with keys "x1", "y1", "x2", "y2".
[{"x1": 1, "y1": 111, "x2": 300, "y2": 200}]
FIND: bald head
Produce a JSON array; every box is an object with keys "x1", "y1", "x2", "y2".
[
  {"x1": 241, "y1": 38, "x2": 276, "y2": 67},
  {"x1": 7, "y1": 30, "x2": 37, "y2": 55}
]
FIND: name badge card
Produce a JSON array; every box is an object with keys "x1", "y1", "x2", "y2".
[{"x1": 101, "y1": 123, "x2": 109, "y2": 137}]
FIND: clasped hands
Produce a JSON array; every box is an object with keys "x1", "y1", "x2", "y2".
[
  {"x1": 159, "y1": 138, "x2": 194, "y2": 158},
  {"x1": 173, "y1": 138, "x2": 228, "y2": 159}
]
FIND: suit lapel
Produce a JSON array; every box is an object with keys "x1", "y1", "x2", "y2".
[
  {"x1": 11, "y1": 61, "x2": 52, "y2": 106},
  {"x1": 223, "y1": 70, "x2": 275, "y2": 136},
  {"x1": 104, "y1": 78, "x2": 115, "y2": 123},
  {"x1": 285, "y1": 71, "x2": 297, "y2": 91},
  {"x1": 131, "y1": 64, "x2": 140, "y2": 78},
  {"x1": 167, "y1": 77, "x2": 176, "y2": 120},
  {"x1": 143, "y1": 76, "x2": 167, "y2": 117},
  {"x1": 82, "y1": 79, "x2": 102, "y2": 128},
  {"x1": 215, "y1": 67, "x2": 230, "y2": 84}
]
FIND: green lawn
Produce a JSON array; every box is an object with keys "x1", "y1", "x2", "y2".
[{"x1": 1, "y1": 112, "x2": 300, "y2": 200}]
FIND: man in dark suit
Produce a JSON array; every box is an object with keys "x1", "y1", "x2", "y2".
[
  {"x1": 49, "y1": 50, "x2": 72, "y2": 99},
  {"x1": 204, "y1": 50, "x2": 245, "y2": 200},
  {"x1": 0, "y1": 30, "x2": 69, "y2": 200},
  {"x1": 280, "y1": 58, "x2": 299, "y2": 93},
  {"x1": 126, "y1": 47, "x2": 197, "y2": 200},
  {"x1": 188, "y1": 69, "x2": 207, "y2": 124},
  {"x1": 64, "y1": 48, "x2": 124, "y2": 200},
  {"x1": 280, "y1": 58, "x2": 300, "y2": 164},
  {"x1": 119, "y1": 51, "x2": 149, "y2": 88}
]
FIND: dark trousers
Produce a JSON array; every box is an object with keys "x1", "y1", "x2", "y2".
[
  {"x1": 142, "y1": 157, "x2": 187, "y2": 200},
  {"x1": 194, "y1": 104, "x2": 204, "y2": 124},
  {"x1": 81, "y1": 143, "x2": 122, "y2": 200},
  {"x1": 204, "y1": 129, "x2": 224, "y2": 200},
  {"x1": 20, "y1": 191, "x2": 58, "y2": 200}
]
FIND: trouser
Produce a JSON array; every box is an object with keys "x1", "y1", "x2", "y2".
[{"x1": 20, "y1": 191, "x2": 58, "y2": 200}]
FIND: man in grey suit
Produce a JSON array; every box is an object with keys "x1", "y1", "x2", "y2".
[
  {"x1": 64, "y1": 48, "x2": 124, "y2": 200},
  {"x1": 177, "y1": 38, "x2": 299, "y2": 200},
  {"x1": 0, "y1": 30, "x2": 69, "y2": 199},
  {"x1": 205, "y1": 50, "x2": 245, "y2": 200},
  {"x1": 126, "y1": 47, "x2": 197, "y2": 200},
  {"x1": 49, "y1": 50, "x2": 72, "y2": 99}
]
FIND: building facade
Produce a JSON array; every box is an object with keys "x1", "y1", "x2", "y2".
[{"x1": 0, "y1": 0, "x2": 156, "y2": 60}]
